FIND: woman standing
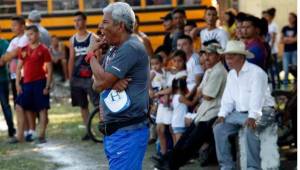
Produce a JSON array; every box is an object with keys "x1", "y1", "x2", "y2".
[
  {"x1": 281, "y1": 12, "x2": 297, "y2": 86},
  {"x1": 265, "y1": 8, "x2": 280, "y2": 88}
]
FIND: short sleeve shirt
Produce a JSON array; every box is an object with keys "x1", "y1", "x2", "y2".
[
  {"x1": 245, "y1": 38, "x2": 267, "y2": 70},
  {"x1": 35, "y1": 24, "x2": 51, "y2": 48},
  {"x1": 101, "y1": 36, "x2": 150, "y2": 122},
  {"x1": 282, "y1": 25, "x2": 297, "y2": 52},
  {"x1": 7, "y1": 34, "x2": 29, "y2": 77},
  {"x1": 186, "y1": 53, "x2": 203, "y2": 91},
  {"x1": 200, "y1": 28, "x2": 229, "y2": 49},
  {"x1": 194, "y1": 62, "x2": 227, "y2": 123},
  {"x1": 18, "y1": 44, "x2": 51, "y2": 83},
  {"x1": 0, "y1": 39, "x2": 9, "y2": 82},
  {"x1": 268, "y1": 21, "x2": 279, "y2": 54}
]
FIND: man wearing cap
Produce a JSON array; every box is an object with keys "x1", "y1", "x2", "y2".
[
  {"x1": 154, "y1": 42, "x2": 227, "y2": 170},
  {"x1": 213, "y1": 40, "x2": 275, "y2": 170},
  {"x1": 28, "y1": 10, "x2": 51, "y2": 47}
]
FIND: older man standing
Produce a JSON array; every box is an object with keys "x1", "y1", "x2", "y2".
[
  {"x1": 85, "y1": 2, "x2": 149, "y2": 170},
  {"x1": 213, "y1": 40, "x2": 275, "y2": 170}
]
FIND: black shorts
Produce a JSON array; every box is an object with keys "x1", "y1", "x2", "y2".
[
  {"x1": 70, "y1": 86, "x2": 99, "y2": 108},
  {"x1": 16, "y1": 79, "x2": 50, "y2": 112}
]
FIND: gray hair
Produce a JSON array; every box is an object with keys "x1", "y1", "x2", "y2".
[{"x1": 103, "y1": 2, "x2": 136, "y2": 33}]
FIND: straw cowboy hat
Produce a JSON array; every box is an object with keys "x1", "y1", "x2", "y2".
[{"x1": 221, "y1": 40, "x2": 254, "y2": 59}]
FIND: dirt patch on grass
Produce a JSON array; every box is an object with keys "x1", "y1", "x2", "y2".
[
  {"x1": 36, "y1": 140, "x2": 108, "y2": 170},
  {"x1": 0, "y1": 140, "x2": 61, "y2": 170}
]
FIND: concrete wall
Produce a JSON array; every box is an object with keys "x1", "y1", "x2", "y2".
[
  {"x1": 238, "y1": 0, "x2": 297, "y2": 56},
  {"x1": 238, "y1": 0, "x2": 297, "y2": 33}
]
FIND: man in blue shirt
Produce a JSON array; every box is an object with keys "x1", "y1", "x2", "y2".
[{"x1": 85, "y1": 2, "x2": 149, "y2": 170}]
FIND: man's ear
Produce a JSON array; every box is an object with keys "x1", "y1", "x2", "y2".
[
  {"x1": 255, "y1": 27, "x2": 260, "y2": 35},
  {"x1": 119, "y1": 22, "x2": 126, "y2": 32}
]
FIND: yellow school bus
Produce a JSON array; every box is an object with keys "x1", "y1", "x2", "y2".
[{"x1": 0, "y1": 0, "x2": 211, "y2": 49}]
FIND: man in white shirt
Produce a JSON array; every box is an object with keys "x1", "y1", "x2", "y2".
[
  {"x1": 0, "y1": 16, "x2": 29, "y2": 105},
  {"x1": 177, "y1": 34, "x2": 203, "y2": 92},
  {"x1": 213, "y1": 40, "x2": 275, "y2": 170},
  {"x1": 0, "y1": 16, "x2": 30, "y2": 143}
]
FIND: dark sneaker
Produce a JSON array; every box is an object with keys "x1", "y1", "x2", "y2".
[
  {"x1": 154, "y1": 162, "x2": 170, "y2": 170},
  {"x1": 81, "y1": 134, "x2": 91, "y2": 141},
  {"x1": 199, "y1": 148, "x2": 209, "y2": 166},
  {"x1": 8, "y1": 128, "x2": 16, "y2": 137},
  {"x1": 8, "y1": 137, "x2": 20, "y2": 144},
  {"x1": 25, "y1": 134, "x2": 34, "y2": 142},
  {"x1": 151, "y1": 155, "x2": 164, "y2": 165},
  {"x1": 148, "y1": 138, "x2": 156, "y2": 145},
  {"x1": 36, "y1": 137, "x2": 47, "y2": 144}
]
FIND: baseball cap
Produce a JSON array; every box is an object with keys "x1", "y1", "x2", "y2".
[
  {"x1": 28, "y1": 10, "x2": 41, "y2": 22},
  {"x1": 204, "y1": 43, "x2": 223, "y2": 54}
]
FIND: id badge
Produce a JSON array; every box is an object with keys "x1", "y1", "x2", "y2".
[{"x1": 102, "y1": 89, "x2": 131, "y2": 113}]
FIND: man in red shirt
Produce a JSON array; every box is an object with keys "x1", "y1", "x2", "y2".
[{"x1": 12, "y1": 25, "x2": 53, "y2": 143}]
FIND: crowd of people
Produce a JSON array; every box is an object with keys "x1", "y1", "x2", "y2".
[{"x1": 0, "y1": 1, "x2": 297, "y2": 170}]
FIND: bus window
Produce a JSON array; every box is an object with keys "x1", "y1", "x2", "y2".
[
  {"x1": 146, "y1": 0, "x2": 200, "y2": 6},
  {"x1": 115, "y1": 0, "x2": 141, "y2": 6},
  {"x1": 85, "y1": 0, "x2": 109, "y2": 9},
  {"x1": 53, "y1": 0, "x2": 78, "y2": 11},
  {"x1": 146, "y1": 0, "x2": 171, "y2": 5},
  {"x1": 179, "y1": 0, "x2": 201, "y2": 5},
  {"x1": 0, "y1": 0, "x2": 16, "y2": 15},
  {"x1": 22, "y1": 0, "x2": 47, "y2": 12}
]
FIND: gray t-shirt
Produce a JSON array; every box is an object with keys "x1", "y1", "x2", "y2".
[
  {"x1": 101, "y1": 36, "x2": 149, "y2": 123},
  {"x1": 34, "y1": 24, "x2": 51, "y2": 48}
]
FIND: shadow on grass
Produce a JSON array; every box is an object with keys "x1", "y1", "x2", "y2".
[
  {"x1": 0, "y1": 103, "x2": 98, "y2": 170},
  {"x1": 0, "y1": 136, "x2": 62, "y2": 170}
]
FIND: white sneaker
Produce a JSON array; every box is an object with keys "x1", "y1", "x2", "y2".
[{"x1": 63, "y1": 80, "x2": 70, "y2": 87}]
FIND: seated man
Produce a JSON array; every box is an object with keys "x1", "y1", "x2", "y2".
[
  {"x1": 213, "y1": 40, "x2": 275, "y2": 170},
  {"x1": 49, "y1": 35, "x2": 68, "y2": 82},
  {"x1": 154, "y1": 42, "x2": 227, "y2": 170}
]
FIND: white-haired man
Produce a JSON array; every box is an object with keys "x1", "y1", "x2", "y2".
[
  {"x1": 213, "y1": 40, "x2": 275, "y2": 170},
  {"x1": 85, "y1": 2, "x2": 149, "y2": 170}
]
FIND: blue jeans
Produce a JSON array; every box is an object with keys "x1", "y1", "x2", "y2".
[
  {"x1": 213, "y1": 112, "x2": 261, "y2": 170},
  {"x1": 0, "y1": 81, "x2": 15, "y2": 136},
  {"x1": 104, "y1": 126, "x2": 149, "y2": 170},
  {"x1": 267, "y1": 54, "x2": 280, "y2": 89},
  {"x1": 283, "y1": 51, "x2": 297, "y2": 84}
]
